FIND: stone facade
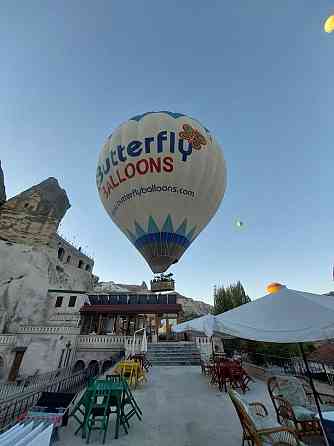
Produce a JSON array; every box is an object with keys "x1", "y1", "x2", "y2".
[
  {"x1": 0, "y1": 174, "x2": 95, "y2": 380},
  {"x1": 0, "y1": 169, "x2": 211, "y2": 382}
]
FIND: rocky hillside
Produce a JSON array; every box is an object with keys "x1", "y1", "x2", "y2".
[{"x1": 176, "y1": 293, "x2": 212, "y2": 317}]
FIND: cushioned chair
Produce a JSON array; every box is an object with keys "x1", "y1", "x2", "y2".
[
  {"x1": 229, "y1": 389, "x2": 306, "y2": 446},
  {"x1": 268, "y1": 375, "x2": 334, "y2": 440}
]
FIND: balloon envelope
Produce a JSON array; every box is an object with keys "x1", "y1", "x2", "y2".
[
  {"x1": 234, "y1": 219, "x2": 244, "y2": 228},
  {"x1": 324, "y1": 15, "x2": 334, "y2": 33},
  {"x1": 97, "y1": 111, "x2": 226, "y2": 273}
]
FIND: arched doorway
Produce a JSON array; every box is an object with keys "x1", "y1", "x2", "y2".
[
  {"x1": 102, "y1": 360, "x2": 113, "y2": 374},
  {"x1": 0, "y1": 356, "x2": 5, "y2": 380},
  {"x1": 87, "y1": 360, "x2": 99, "y2": 377},
  {"x1": 72, "y1": 360, "x2": 85, "y2": 373},
  {"x1": 58, "y1": 247, "x2": 65, "y2": 261}
]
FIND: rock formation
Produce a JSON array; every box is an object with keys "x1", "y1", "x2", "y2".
[
  {"x1": 0, "y1": 240, "x2": 93, "y2": 332},
  {"x1": 0, "y1": 161, "x2": 6, "y2": 205},
  {"x1": 0, "y1": 177, "x2": 70, "y2": 246},
  {"x1": 176, "y1": 293, "x2": 212, "y2": 316}
]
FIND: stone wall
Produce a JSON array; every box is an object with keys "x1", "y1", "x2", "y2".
[{"x1": 55, "y1": 234, "x2": 94, "y2": 272}]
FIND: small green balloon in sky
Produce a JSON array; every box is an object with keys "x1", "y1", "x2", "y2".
[{"x1": 234, "y1": 219, "x2": 245, "y2": 229}]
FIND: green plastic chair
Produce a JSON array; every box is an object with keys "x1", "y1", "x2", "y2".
[
  {"x1": 69, "y1": 388, "x2": 94, "y2": 437},
  {"x1": 85, "y1": 382, "x2": 113, "y2": 444},
  {"x1": 122, "y1": 377, "x2": 143, "y2": 425},
  {"x1": 86, "y1": 380, "x2": 129, "y2": 442}
]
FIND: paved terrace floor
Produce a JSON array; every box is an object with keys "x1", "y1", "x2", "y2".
[{"x1": 58, "y1": 366, "x2": 321, "y2": 446}]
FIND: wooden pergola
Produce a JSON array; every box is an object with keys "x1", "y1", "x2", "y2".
[{"x1": 80, "y1": 301, "x2": 182, "y2": 338}]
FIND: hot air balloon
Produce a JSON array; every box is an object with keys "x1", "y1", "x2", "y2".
[
  {"x1": 324, "y1": 14, "x2": 334, "y2": 33},
  {"x1": 234, "y1": 219, "x2": 244, "y2": 229},
  {"x1": 96, "y1": 111, "x2": 227, "y2": 273},
  {"x1": 266, "y1": 283, "x2": 284, "y2": 294}
]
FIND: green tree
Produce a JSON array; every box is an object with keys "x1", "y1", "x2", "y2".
[{"x1": 212, "y1": 281, "x2": 250, "y2": 315}]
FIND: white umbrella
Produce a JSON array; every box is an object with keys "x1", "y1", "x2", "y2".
[
  {"x1": 172, "y1": 314, "x2": 218, "y2": 337},
  {"x1": 141, "y1": 329, "x2": 148, "y2": 353},
  {"x1": 214, "y1": 286, "x2": 334, "y2": 343},
  {"x1": 214, "y1": 285, "x2": 334, "y2": 446}
]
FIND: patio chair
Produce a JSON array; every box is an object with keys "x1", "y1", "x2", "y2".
[
  {"x1": 200, "y1": 359, "x2": 210, "y2": 376},
  {"x1": 85, "y1": 380, "x2": 128, "y2": 443},
  {"x1": 229, "y1": 389, "x2": 306, "y2": 446},
  {"x1": 268, "y1": 375, "x2": 334, "y2": 440}
]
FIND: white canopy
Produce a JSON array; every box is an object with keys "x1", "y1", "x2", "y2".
[
  {"x1": 214, "y1": 286, "x2": 334, "y2": 343},
  {"x1": 172, "y1": 314, "x2": 219, "y2": 338}
]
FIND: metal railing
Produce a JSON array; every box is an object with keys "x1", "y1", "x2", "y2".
[
  {"x1": 0, "y1": 367, "x2": 98, "y2": 431},
  {"x1": 0, "y1": 367, "x2": 73, "y2": 400},
  {"x1": 241, "y1": 351, "x2": 331, "y2": 383}
]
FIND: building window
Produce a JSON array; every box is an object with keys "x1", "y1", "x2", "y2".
[
  {"x1": 78, "y1": 260, "x2": 84, "y2": 269},
  {"x1": 55, "y1": 296, "x2": 63, "y2": 308},
  {"x1": 66, "y1": 255, "x2": 71, "y2": 264},
  {"x1": 58, "y1": 247, "x2": 65, "y2": 261},
  {"x1": 85, "y1": 265, "x2": 91, "y2": 272},
  {"x1": 69, "y1": 296, "x2": 77, "y2": 307}
]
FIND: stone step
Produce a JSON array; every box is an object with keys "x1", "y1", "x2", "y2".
[
  {"x1": 148, "y1": 350, "x2": 199, "y2": 355},
  {"x1": 148, "y1": 348, "x2": 198, "y2": 353},
  {"x1": 147, "y1": 352, "x2": 200, "y2": 360},
  {"x1": 152, "y1": 361, "x2": 201, "y2": 366},
  {"x1": 147, "y1": 342, "x2": 201, "y2": 366}
]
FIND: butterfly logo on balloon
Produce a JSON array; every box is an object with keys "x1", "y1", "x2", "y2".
[{"x1": 179, "y1": 124, "x2": 207, "y2": 150}]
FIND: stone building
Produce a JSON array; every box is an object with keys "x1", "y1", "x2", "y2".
[
  {"x1": 0, "y1": 173, "x2": 95, "y2": 381},
  {"x1": 0, "y1": 167, "x2": 211, "y2": 382}
]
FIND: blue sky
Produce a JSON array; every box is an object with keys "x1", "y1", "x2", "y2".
[{"x1": 1, "y1": 1, "x2": 333, "y2": 304}]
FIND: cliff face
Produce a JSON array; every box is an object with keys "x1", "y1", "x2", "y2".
[
  {"x1": 0, "y1": 161, "x2": 6, "y2": 205},
  {"x1": 0, "y1": 240, "x2": 93, "y2": 332},
  {"x1": 176, "y1": 293, "x2": 212, "y2": 317},
  {"x1": 0, "y1": 177, "x2": 70, "y2": 246}
]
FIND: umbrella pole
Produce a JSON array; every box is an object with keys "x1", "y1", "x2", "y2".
[{"x1": 299, "y1": 343, "x2": 329, "y2": 446}]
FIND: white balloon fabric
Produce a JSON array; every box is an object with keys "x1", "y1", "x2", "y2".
[
  {"x1": 214, "y1": 286, "x2": 334, "y2": 343},
  {"x1": 97, "y1": 111, "x2": 227, "y2": 273}
]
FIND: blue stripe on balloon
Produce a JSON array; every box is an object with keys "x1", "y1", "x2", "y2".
[
  {"x1": 134, "y1": 232, "x2": 191, "y2": 250},
  {"x1": 129, "y1": 111, "x2": 187, "y2": 122}
]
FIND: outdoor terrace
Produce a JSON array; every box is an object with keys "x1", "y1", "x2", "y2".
[{"x1": 58, "y1": 366, "x2": 324, "y2": 446}]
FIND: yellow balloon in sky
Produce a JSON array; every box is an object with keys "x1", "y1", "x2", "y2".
[
  {"x1": 324, "y1": 15, "x2": 334, "y2": 33},
  {"x1": 266, "y1": 282, "x2": 283, "y2": 294}
]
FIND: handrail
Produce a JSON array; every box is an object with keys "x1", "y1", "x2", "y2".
[{"x1": 0, "y1": 366, "x2": 100, "y2": 431}]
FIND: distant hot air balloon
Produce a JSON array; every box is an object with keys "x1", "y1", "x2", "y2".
[
  {"x1": 266, "y1": 283, "x2": 284, "y2": 294},
  {"x1": 324, "y1": 14, "x2": 334, "y2": 33},
  {"x1": 96, "y1": 111, "x2": 227, "y2": 273},
  {"x1": 234, "y1": 219, "x2": 244, "y2": 229}
]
